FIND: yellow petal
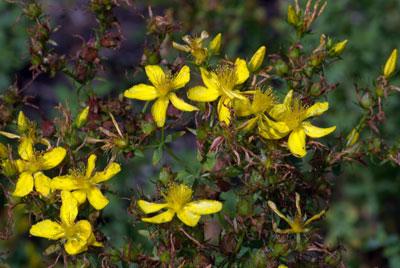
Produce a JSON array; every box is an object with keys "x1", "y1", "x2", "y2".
[
  {"x1": 172, "y1": 41, "x2": 191, "y2": 52},
  {"x1": 51, "y1": 175, "x2": 80, "y2": 191},
  {"x1": 29, "y1": 220, "x2": 64, "y2": 240},
  {"x1": 86, "y1": 154, "x2": 97, "y2": 178},
  {"x1": 267, "y1": 200, "x2": 292, "y2": 224},
  {"x1": 262, "y1": 115, "x2": 290, "y2": 133},
  {"x1": 145, "y1": 65, "x2": 166, "y2": 87},
  {"x1": 217, "y1": 96, "x2": 232, "y2": 125},
  {"x1": 234, "y1": 58, "x2": 249, "y2": 85},
  {"x1": 258, "y1": 115, "x2": 289, "y2": 139},
  {"x1": 34, "y1": 172, "x2": 51, "y2": 197},
  {"x1": 283, "y1": 90, "x2": 293, "y2": 106},
  {"x1": 123, "y1": 84, "x2": 159, "y2": 101},
  {"x1": 87, "y1": 187, "x2": 109, "y2": 210},
  {"x1": 41, "y1": 147, "x2": 66, "y2": 170},
  {"x1": 187, "y1": 86, "x2": 220, "y2": 102},
  {"x1": 305, "y1": 102, "x2": 329, "y2": 118},
  {"x1": 208, "y1": 33, "x2": 222, "y2": 54},
  {"x1": 304, "y1": 210, "x2": 326, "y2": 226},
  {"x1": 287, "y1": 128, "x2": 307, "y2": 158},
  {"x1": 384, "y1": 48, "x2": 398, "y2": 79},
  {"x1": 60, "y1": 191, "x2": 78, "y2": 226},
  {"x1": 176, "y1": 207, "x2": 201, "y2": 227},
  {"x1": 151, "y1": 97, "x2": 170, "y2": 127},
  {"x1": 248, "y1": 46, "x2": 266, "y2": 72},
  {"x1": 142, "y1": 209, "x2": 175, "y2": 224},
  {"x1": 200, "y1": 68, "x2": 219, "y2": 90},
  {"x1": 172, "y1": 65, "x2": 190, "y2": 89},
  {"x1": 185, "y1": 200, "x2": 223, "y2": 215},
  {"x1": 64, "y1": 220, "x2": 92, "y2": 255},
  {"x1": 302, "y1": 121, "x2": 336, "y2": 138},
  {"x1": 13, "y1": 172, "x2": 34, "y2": 197},
  {"x1": 238, "y1": 117, "x2": 258, "y2": 132},
  {"x1": 169, "y1": 92, "x2": 198, "y2": 112},
  {"x1": 269, "y1": 103, "x2": 288, "y2": 121},
  {"x1": 233, "y1": 97, "x2": 252, "y2": 117},
  {"x1": 18, "y1": 137, "x2": 34, "y2": 161},
  {"x1": 92, "y1": 162, "x2": 121, "y2": 183},
  {"x1": 72, "y1": 190, "x2": 87, "y2": 204},
  {"x1": 17, "y1": 111, "x2": 29, "y2": 133},
  {"x1": 137, "y1": 200, "x2": 168, "y2": 214},
  {"x1": 88, "y1": 232, "x2": 103, "y2": 247}
]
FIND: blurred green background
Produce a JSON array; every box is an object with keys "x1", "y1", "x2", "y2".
[{"x1": 1, "y1": 0, "x2": 400, "y2": 267}]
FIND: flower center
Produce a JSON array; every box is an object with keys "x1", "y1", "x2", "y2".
[
  {"x1": 164, "y1": 184, "x2": 193, "y2": 211},
  {"x1": 215, "y1": 65, "x2": 238, "y2": 97},
  {"x1": 156, "y1": 74, "x2": 174, "y2": 96},
  {"x1": 279, "y1": 99, "x2": 307, "y2": 130}
]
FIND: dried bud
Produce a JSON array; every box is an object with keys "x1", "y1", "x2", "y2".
[
  {"x1": 248, "y1": 45, "x2": 266, "y2": 72},
  {"x1": 384, "y1": 48, "x2": 398, "y2": 79},
  {"x1": 209, "y1": 33, "x2": 222, "y2": 55}
]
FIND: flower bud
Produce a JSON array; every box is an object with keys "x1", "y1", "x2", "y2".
[
  {"x1": 287, "y1": 5, "x2": 298, "y2": 26},
  {"x1": 248, "y1": 46, "x2": 266, "y2": 72},
  {"x1": 17, "y1": 111, "x2": 29, "y2": 133},
  {"x1": 331, "y1": 40, "x2": 348, "y2": 56},
  {"x1": 209, "y1": 33, "x2": 222, "y2": 55},
  {"x1": 75, "y1": 107, "x2": 89, "y2": 128},
  {"x1": 346, "y1": 128, "x2": 360, "y2": 147},
  {"x1": 384, "y1": 48, "x2": 398, "y2": 79}
]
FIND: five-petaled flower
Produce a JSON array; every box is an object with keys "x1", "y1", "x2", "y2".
[
  {"x1": 268, "y1": 193, "x2": 326, "y2": 234},
  {"x1": 12, "y1": 137, "x2": 66, "y2": 197},
  {"x1": 29, "y1": 191, "x2": 102, "y2": 255},
  {"x1": 233, "y1": 88, "x2": 287, "y2": 133},
  {"x1": 51, "y1": 154, "x2": 121, "y2": 210},
  {"x1": 260, "y1": 90, "x2": 336, "y2": 157},
  {"x1": 138, "y1": 183, "x2": 222, "y2": 227},
  {"x1": 187, "y1": 58, "x2": 249, "y2": 125},
  {"x1": 124, "y1": 65, "x2": 198, "y2": 127}
]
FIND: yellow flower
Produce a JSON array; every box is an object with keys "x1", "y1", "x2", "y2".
[
  {"x1": 138, "y1": 184, "x2": 222, "y2": 227},
  {"x1": 233, "y1": 89, "x2": 287, "y2": 133},
  {"x1": 51, "y1": 154, "x2": 121, "y2": 210},
  {"x1": 187, "y1": 58, "x2": 250, "y2": 125},
  {"x1": 383, "y1": 48, "x2": 398, "y2": 79},
  {"x1": 268, "y1": 193, "x2": 326, "y2": 234},
  {"x1": 124, "y1": 65, "x2": 198, "y2": 128},
  {"x1": 260, "y1": 90, "x2": 336, "y2": 157},
  {"x1": 29, "y1": 191, "x2": 102, "y2": 255},
  {"x1": 172, "y1": 31, "x2": 221, "y2": 65},
  {"x1": 13, "y1": 137, "x2": 66, "y2": 197},
  {"x1": 248, "y1": 46, "x2": 266, "y2": 72}
]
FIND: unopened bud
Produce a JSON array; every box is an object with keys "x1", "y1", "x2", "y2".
[
  {"x1": 331, "y1": 40, "x2": 348, "y2": 56},
  {"x1": 346, "y1": 128, "x2": 360, "y2": 147},
  {"x1": 248, "y1": 46, "x2": 266, "y2": 72},
  {"x1": 287, "y1": 5, "x2": 298, "y2": 26},
  {"x1": 17, "y1": 111, "x2": 29, "y2": 133},
  {"x1": 0, "y1": 143, "x2": 7, "y2": 159},
  {"x1": 384, "y1": 48, "x2": 398, "y2": 79},
  {"x1": 75, "y1": 107, "x2": 89, "y2": 128},
  {"x1": 209, "y1": 33, "x2": 222, "y2": 55}
]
